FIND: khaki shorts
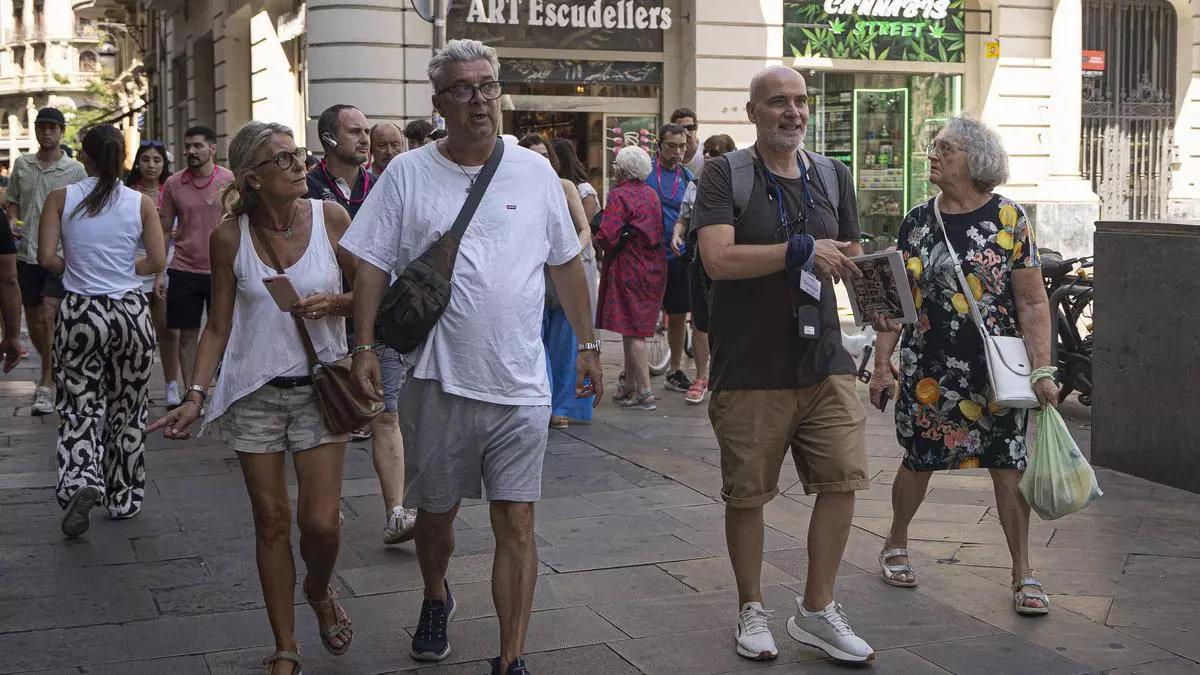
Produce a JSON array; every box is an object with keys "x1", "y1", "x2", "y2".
[
  {"x1": 209, "y1": 383, "x2": 349, "y2": 454},
  {"x1": 709, "y1": 374, "x2": 870, "y2": 507}
]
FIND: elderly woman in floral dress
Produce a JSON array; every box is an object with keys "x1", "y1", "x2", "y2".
[{"x1": 868, "y1": 116, "x2": 1059, "y2": 616}]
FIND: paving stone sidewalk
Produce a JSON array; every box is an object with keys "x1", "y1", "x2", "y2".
[{"x1": 1, "y1": 339, "x2": 1198, "y2": 674}]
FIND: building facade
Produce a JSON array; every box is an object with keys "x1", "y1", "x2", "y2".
[
  {"x1": 0, "y1": 0, "x2": 110, "y2": 163},
  {"x1": 137, "y1": 0, "x2": 1200, "y2": 256}
]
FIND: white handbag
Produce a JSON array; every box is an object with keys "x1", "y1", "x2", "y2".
[{"x1": 932, "y1": 195, "x2": 1039, "y2": 409}]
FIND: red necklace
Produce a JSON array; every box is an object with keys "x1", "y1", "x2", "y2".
[
  {"x1": 320, "y1": 160, "x2": 370, "y2": 204},
  {"x1": 655, "y1": 161, "x2": 682, "y2": 201},
  {"x1": 187, "y1": 167, "x2": 218, "y2": 190}
]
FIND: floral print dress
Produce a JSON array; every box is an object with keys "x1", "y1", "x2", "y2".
[{"x1": 895, "y1": 194, "x2": 1041, "y2": 471}]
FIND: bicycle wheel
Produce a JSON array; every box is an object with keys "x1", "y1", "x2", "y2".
[{"x1": 648, "y1": 333, "x2": 671, "y2": 376}]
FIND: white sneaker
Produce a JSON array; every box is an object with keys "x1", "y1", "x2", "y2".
[
  {"x1": 165, "y1": 381, "x2": 181, "y2": 407},
  {"x1": 383, "y1": 506, "x2": 417, "y2": 545},
  {"x1": 735, "y1": 602, "x2": 779, "y2": 661},
  {"x1": 32, "y1": 385, "x2": 54, "y2": 416},
  {"x1": 786, "y1": 599, "x2": 875, "y2": 664}
]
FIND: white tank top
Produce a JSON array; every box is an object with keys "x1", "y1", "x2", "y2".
[
  {"x1": 203, "y1": 200, "x2": 347, "y2": 427},
  {"x1": 61, "y1": 178, "x2": 145, "y2": 298}
]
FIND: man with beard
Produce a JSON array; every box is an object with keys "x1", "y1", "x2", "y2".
[
  {"x1": 646, "y1": 122, "x2": 695, "y2": 395},
  {"x1": 308, "y1": 105, "x2": 375, "y2": 218},
  {"x1": 694, "y1": 65, "x2": 874, "y2": 665},
  {"x1": 368, "y1": 122, "x2": 406, "y2": 175},
  {"x1": 160, "y1": 125, "x2": 233, "y2": 398},
  {"x1": 6, "y1": 107, "x2": 86, "y2": 414},
  {"x1": 344, "y1": 39, "x2": 601, "y2": 675}
]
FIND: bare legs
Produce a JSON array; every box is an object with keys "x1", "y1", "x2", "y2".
[
  {"x1": 29, "y1": 297, "x2": 59, "y2": 387},
  {"x1": 370, "y1": 412, "x2": 405, "y2": 513},
  {"x1": 802, "y1": 492, "x2": 854, "y2": 611},
  {"x1": 415, "y1": 500, "x2": 538, "y2": 671},
  {"x1": 725, "y1": 491, "x2": 855, "y2": 612},
  {"x1": 149, "y1": 293, "x2": 180, "y2": 386},
  {"x1": 991, "y1": 468, "x2": 1043, "y2": 609},
  {"x1": 491, "y1": 501, "x2": 537, "y2": 671},
  {"x1": 883, "y1": 466, "x2": 1041, "y2": 606},
  {"x1": 693, "y1": 329, "x2": 710, "y2": 382},
  {"x1": 238, "y1": 443, "x2": 348, "y2": 675},
  {"x1": 622, "y1": 336, "x2": 650, "y2": 393},
  {"x1": 882, "y1": 465, "x2": 933, "y2": 584},
  {"x1": 179, "y1": 327, "x2": 200, "y2": 389},
  {"x1": 667, "y1": 312, "x2": 687, "y2": 373},
  {"x1": 727, "y1": 505, "x2": 766, "y2": 605}
]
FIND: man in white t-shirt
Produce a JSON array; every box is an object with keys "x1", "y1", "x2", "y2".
[{"x1": 343, "y1": 39, "x2": 602, "y2": 675}]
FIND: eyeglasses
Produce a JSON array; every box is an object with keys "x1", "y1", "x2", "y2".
[
  {"x1": 681, "y1": 124, "x2": 697, "y2": 132},
  {"x1": 436, "y1": 81, "x2": 503, "y2": 104},
  {"x1": 254, "y1": 147, "x2": 309, "y2": 171},
  {"x1": 661, "y1": 141, "x2": 687, "y2": 152},
  {"x1": 926, "y1": 139, "x2": 966, "y2": 158}
]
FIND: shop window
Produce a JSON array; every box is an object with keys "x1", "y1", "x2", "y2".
[{"x1": 804, "y1": 71, "x2": 962, "y2": 247}]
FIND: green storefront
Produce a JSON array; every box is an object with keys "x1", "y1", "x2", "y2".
[{"x1": 786, "y1": 1, "x2": 966, "y2": 245}]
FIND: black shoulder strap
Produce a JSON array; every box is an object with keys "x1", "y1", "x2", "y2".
[{"x1": 449, "y1": 138, "x2": 505, "y2": 240}]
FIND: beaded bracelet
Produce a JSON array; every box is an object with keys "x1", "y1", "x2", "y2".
[
  {"x1": 349, "y1": 344, "x2": 376, "y2": 356},
  {"x1": 1029, "y1": 366, "x2": 1058, "y2": 384}
]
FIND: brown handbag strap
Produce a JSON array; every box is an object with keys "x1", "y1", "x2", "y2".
[{"x1": 247, "y1": 214, "x2": 321, "y2": 372}]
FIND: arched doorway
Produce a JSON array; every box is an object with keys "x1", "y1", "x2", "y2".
[{"x1": 1081, "y1": 0, "x2": 1177, "y2": 220}]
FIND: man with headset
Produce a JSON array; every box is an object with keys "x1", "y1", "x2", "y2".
[
  {"x1": 307, "y1": 104, "x2": 418, "y2": 546},
  {"x1": 307, "y1": 104, "x2": 375, "y2": 218},
  {"x1": 694, "y1": 65, "x2": 875, "y2": 665}
]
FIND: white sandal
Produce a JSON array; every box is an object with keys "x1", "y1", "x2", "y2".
[
  {"x1": 879, "y1": 547, "x2": 918, "y2": 588},
  {"x1": 1013, "y1": 576, "x2": 1051, "y2": 615}
]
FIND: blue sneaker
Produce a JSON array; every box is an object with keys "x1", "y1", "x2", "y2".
[
  {"x1": 486, "y1": 656, "x2": 531, "y2": 674},
  {"x1": 410, "y1": 580, "x2": 456, "y2": 661}
]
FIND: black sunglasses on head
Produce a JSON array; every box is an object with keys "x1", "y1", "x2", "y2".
[{"x1": 140, "y1": 140, "x2": 166, "y2": 149}]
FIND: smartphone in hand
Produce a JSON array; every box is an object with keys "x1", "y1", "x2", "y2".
[
  {"x1": 263, "y1": 275, "x2": 301, "y2": 312},
  {"x1": 873, "y1": 384, "x2": 895, "y2": 412}
]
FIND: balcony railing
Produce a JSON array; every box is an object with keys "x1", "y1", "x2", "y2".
[{"x1": 0, "y1": 71, "x2": 98, "y2": 94}]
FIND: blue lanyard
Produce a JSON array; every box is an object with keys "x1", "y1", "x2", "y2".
[{"x1": 757, "y1": 147, "x2": 816, "y2": 238}]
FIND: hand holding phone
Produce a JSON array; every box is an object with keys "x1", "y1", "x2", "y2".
[{"x1": 263, "y1": 275, "x2": 301, "y2": 312}]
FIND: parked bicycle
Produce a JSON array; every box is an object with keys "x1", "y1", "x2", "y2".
[{"x1": 1039, "y1": 248, "x2": 1094, "y2": 406}]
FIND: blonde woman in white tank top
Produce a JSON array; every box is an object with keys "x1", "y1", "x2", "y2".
[
  {"x1": 36, "y1": 124, "x2": 165, "y2": 538},
  {"x1": 149, "y1": 122, "x2": 358, "y2": 674}
]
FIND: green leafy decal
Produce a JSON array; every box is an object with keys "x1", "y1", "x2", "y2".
[{"x1": 783, "y1": 0, "x2": 965, "y2": 63}]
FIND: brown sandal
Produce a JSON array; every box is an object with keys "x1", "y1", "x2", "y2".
[
  {"x1": 303, "y1": 577, "x2": 353, "y2": 655},
  {"x1": 263, "y1": 649, "x2": 301, "y2": 674}
]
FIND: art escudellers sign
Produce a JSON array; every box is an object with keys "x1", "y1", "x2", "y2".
[{"x1": 449, "y1": 0, "x2": 670, "y2": 52}]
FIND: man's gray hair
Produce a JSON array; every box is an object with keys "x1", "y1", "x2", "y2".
[
  {"x1": 614, "y1": 146, "x2": 652, "y2": 181},
  {"x1": 428, "y1": 39, "x2": 500, "y2": 90},
  {"x1": 943, "y1": 115, "x2": 1009, "y2": 192}
]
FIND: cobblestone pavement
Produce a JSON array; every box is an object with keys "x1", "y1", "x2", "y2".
[{"x1": 2, "y1": 337, "x2": 1198, "y2": 675}]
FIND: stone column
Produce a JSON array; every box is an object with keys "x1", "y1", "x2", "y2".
[
  {"x1": 304, "y1": 0, "x2": 430, "y2": 149},
  {"x1": 1034, "y1": 0, "x2": 1099, "y2": 256}
]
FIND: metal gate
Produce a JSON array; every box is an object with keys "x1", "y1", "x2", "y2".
[{"x1": 1081, "y1": 0, "x2": 1177, "y2": 220}]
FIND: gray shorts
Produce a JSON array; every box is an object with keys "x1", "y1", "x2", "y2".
[
  {"x1": 378, "y1": 345, "x2": 405, "y2": 414},
  {"x1": 399, "y1": 377, "x2": 551, "y2": 513},
  {"x1": 209, "y1": 383, "x2": 349, "y2": 454}
]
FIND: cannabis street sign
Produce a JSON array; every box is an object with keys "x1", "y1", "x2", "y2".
[{"x1": 784, "y1": 0, "x2": 966, "y2": 63}]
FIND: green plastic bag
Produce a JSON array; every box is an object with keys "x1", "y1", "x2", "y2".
[{"x1": 1019, "y1": 406, "x2": 1103, "y2": 520}]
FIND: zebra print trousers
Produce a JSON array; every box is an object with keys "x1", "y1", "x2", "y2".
[{"x1": 53, "y1": 291, "x2": 155, "y2": 518}]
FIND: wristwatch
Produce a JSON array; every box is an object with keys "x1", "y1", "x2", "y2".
[
  {"x1": 186, "y1": 384, "x2": 207, "y2": 402},
  {"x1": 577, "y1": 340, "x2": 601, "y2": 354}
]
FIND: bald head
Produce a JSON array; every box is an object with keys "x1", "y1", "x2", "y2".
[
  {"x1": 749, "y1": 65, "x2": 806, "y2": 103},
  {"x1": 746, "y1": 66, "x2": 809, "y2": 152}
]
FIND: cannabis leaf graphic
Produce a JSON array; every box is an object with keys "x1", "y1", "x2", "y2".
[
  {"x1": 829, "y1": 18, "x2": 846, "y2": 35},
  {"x1": 929, "y1": 25, "x2": 946, "y2": 39}
]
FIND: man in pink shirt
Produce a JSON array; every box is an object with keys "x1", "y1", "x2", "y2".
[{"x1": 160, "y1": 126, "x2": 233, "y2": 395}]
